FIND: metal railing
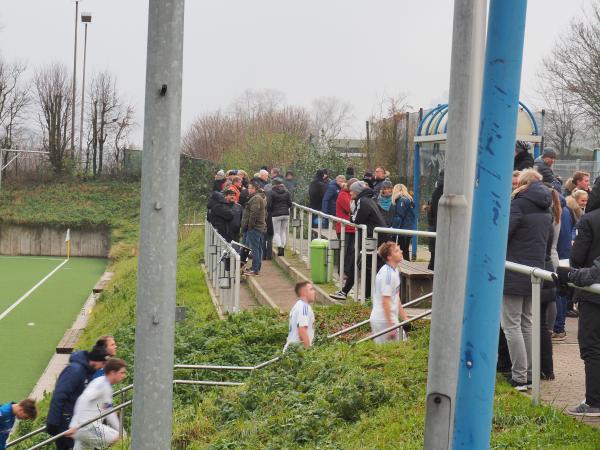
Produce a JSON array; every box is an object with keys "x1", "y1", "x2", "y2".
[
  {"x1": 327, "y1": 291, "x2": 433, "y2": 339},
  {"x1": 9, "y1": 378, "x2": 246, "y2": 449},
  {"x1": 204, "y1": 219, "x2": 241, "y2": 314},
  {"x1": 289, "y1": 203, "x2": 369, "y2": 302}
]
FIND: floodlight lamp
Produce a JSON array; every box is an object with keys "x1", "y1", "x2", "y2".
[{"x1": 81, "y1": 12, "x2": 92, "y2": 23}]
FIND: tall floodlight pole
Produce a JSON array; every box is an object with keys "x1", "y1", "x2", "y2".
[
  {"x1": 79, "y1": 13, "x2": 91, "y2": 164},
  {"x1": 453, "y1": 0, "x2": 528, "y2": 448},
  {"x1": 423, "y1": 1, "x2": 486, "y2": 448},
  {"x1": 131, "y1": 0, "x2": 185, "y2": 448},
  {"x1": 71, "y1": 1, "x2": 79, "y2": 158}
]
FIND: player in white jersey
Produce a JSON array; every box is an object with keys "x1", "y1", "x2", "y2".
[
  {"x1": 284, "y1": 281, "x2": 316, "y2": 351},
  {"x1": 67, "y1": 358, "x2": 127, "y2": 450},
  {"x1": 370, "y1": 241, "x2": 409, "y2": 344}
]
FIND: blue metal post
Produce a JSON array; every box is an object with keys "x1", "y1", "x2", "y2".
[{"x1": 453, "y1": 0, "x2": 528, "y2": 448}]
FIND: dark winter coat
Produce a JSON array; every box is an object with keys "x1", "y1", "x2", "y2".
[
  {"x1": 557, "y1": 197, "x2": 575, "y2": 260},
  {"x1": 241, "y1": 191, "x2": 267, "y2": 234},
  {"x1": 207, "y1": 191, "x2": 224, "y2": 223},
  {"x1": 587, "y1": 176, "x2": 600, "y2": 213},
  {"x1": 392, "y1": 196, "x2": 416, "y2": 230},
  {"x1": 268, "y1": 184, "x2": 292, "y2": 217},
  {"x1": 514, "y1": 151, "x2": 534, "y2": 171},
  {"x1": 372, "y1": 179, "x2": 387, "y2": 195},
  {"x1": 239, "y1": 188, "x2": 250, "y2": 208},
  {"x1": 308, "y1": 173, "x2": 328, "y2": 211},
  {"x1": 283, "y1": 179, "x2": 297, "y2": 200},
  {"x1": 211, "y1": 197, "x2": 234, "y2": 240},
  {"x1": 571, "y1": 208, "x2": 600, "y2": 304},
  {"x1": 47, "y1": 351, "x2": 96, "y2": 430},
  {"x1": 321, "y1": 180, "x2": 340, "y2": 216},
  {"x1": 351, "y1": 188, "x2": 388, "y2": 238},
  {"x1": 427, "y1": 181, "x2": 444, "y2": 230},
  {"x1": 504, "y1": 181, "x2": 553, "y2": 296},
  {"x1": 229, "y1": 203, "x2": 243, "y2": 242},
  {"x1": 212, "y1": 179, "x2": 225, "y2": 192}
]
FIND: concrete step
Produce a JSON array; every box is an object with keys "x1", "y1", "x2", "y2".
[{"x1": 244, "y1": 260, "x2": 298, "y2": 314}]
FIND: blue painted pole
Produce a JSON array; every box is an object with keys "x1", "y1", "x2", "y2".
[{"x1": 452, "y1": 1, "x2": 528, "y2": 448}]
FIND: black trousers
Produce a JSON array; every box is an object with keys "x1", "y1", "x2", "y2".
[
  {"x1": 579, "y1": 301, "x2": 600, "y2": 407},
  {"x1": 397, "y1": 236, "x2": 411, "y2": 261},
  {"x1": 498, "y1": 328, "x2": 512, "y2": 372},
  {"x1": 540, "y1": 300, "x2": 554, "y2": 376}
]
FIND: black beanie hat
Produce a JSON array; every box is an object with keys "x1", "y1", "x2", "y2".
[{"x1": 88, "y1": 345, "x2": 109, "y2": 362}]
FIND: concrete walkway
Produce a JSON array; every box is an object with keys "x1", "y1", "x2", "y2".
[
  {"x1": 540, "y1": 316, "x2": 600, "y2": 427},
  {"x1": 245, "y1": 259, "x2": 298, "y2": 313}
]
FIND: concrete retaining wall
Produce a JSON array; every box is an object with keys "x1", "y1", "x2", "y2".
[{"x1": 0, "y1": 224, "x2": 110, "y2": 257}]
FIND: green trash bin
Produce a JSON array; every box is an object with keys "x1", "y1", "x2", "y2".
[{"x1": 310, "y1": 239, "x2": 329, "y2": 283}]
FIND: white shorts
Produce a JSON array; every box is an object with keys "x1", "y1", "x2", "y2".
[
  {"x1": 370, "y1": 320, "x2": 405, "y2": 344},
  {"x1": 74, "y1": 423, "x2": 119, "y2": 449}
]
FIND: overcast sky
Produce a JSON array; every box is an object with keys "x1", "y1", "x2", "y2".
[{"x1": 0, "y1": 0, "x2": 590, "y2": 143}]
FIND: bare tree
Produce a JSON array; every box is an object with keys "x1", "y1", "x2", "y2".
[
  {"x1": 113, "y1": 105, "x2": 135, "y2": 170},
  {"x1": 33, "y1": 63, "x2": 72, "y2": 173},
  {"x1": 87, "y1": 71, "x2": 120, "y2": 176},
  {"x1": 311, "y1": 96, "x2": 354, "y2": 141},
  {"x1": 0, "y1": 58, "x2": 29, "y2": 147},
  {"x1": 542, "y1": 4, "x2": 600, "y2": 127}
]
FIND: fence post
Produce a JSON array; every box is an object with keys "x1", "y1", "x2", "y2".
[
  {"x1": 327, "y1": 217, "x2": 334, "y2": 282},
  {"x1": 234, "y1": 253, "x2": 241, "y2": 313},
  {"x1": 299, "y1": 208, "x2": 305, "y2": 260},
  {"x1": 371, "y1": 231, "x2": 379, "y2": 295},
  {"x1": 292, "y1": 206, "x2": 297, "y2": 254},
  {"x1": 119, "y1": 391, "x2": 125, "y2": 439},
  {"x1": 360, "y1": 225, "x2": 367, "y2": 302},
  {"x1": 531, "y1": 274, "x2": 541, "y2": 405},
  {"x1": 307, "y1": 212, "x2": 312, "y2": 269}
]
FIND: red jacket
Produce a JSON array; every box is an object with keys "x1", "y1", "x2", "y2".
[{"x1": 335, "y1": 189, "x2": 355, "y2": 234}]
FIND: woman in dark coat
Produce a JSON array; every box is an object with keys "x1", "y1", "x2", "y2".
[{"x1": 502, "y1": 169, "x2": 553, "y2": 390}]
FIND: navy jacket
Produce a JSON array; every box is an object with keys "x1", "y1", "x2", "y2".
[
  {"x1": 0, "y1": 402, "x2": 15, "y2": 449},
  {"x1": 321, "y1": 180, "x2": 340, "y2": 216},
  {"x1": 504, "y1": 182, "x2": 553, "y2": 296},
  {"x1": 47, "y1": 351, "x2": 96, "y2": 430},
  {"x1": 392, "y1": 196, "x2": 416, "y2": 230}
]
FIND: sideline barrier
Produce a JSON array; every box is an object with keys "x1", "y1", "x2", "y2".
[{"x1": 204, "y1": 220, "x2": 241, "y2": 314}]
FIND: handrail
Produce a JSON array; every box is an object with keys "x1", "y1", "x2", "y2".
[
  {"x1": 9, "y1": 378, "x2": 246, "y2": 449},
  {"x1": 26, "y1": 401, "x2": 133, "y2": 450},
  {"x1": 373, "y1": 226, "x2": 437, "y2": 239},
  {"x1": 175, "y1": 356, "x2": 281, "y2": 372},
  {"x1": 327, "y1": 292, "x2": 433, "y2": 339},
  {"x1": 504, "y1": 260, "x2": 600, "y2": 294},
  {"x1": 355, "y1": 309, "x2": 433, "y2": 344}
]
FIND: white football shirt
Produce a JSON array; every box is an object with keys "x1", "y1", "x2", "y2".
[
  {"x1": 284, "y1": 299, "x2": 315, "y2": 351},
  {"x1": 370, "y1": 264, "x2": 401, "y2": 323}
]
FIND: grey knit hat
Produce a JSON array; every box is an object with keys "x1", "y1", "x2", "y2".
[
  {"x1": 350, "y1": 181, "x2": 367, "y2": 195},
  {"x1": 382, "y1": 180, "x2": 393, "y2": 189},
  {"x1": 542, "y1": 147, "x2": 557, "y2": 159}
]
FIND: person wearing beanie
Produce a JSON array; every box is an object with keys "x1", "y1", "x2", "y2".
[
  {"x1": 330, "y1": 178, "x2": 358, "y2": 300},
  {"x1": 514, "y1": 140, "x2": 534, "y2": 171},
  {"x1": 377, "y1": 180, "x2": 394, "y2": 226},
  {"x1": 47, "y1": 346, "x2": 108, "y2": 449},
  {"x1": 534, "y1": 147, "x2": 561, "y2": 192}
]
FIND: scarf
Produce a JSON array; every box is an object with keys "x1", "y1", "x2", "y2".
[{"x1": 379, "y1": 195, "x2": 392, "y2": 212}]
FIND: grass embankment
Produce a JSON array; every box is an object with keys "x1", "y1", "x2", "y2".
[{"x1": 0, "y1": 181, "x2": 141, "y2": 258}]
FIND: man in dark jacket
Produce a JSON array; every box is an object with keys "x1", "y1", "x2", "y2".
[
  {"x1": 564, "y1": 206, "x2": 600, "y2": 415},
  {"x1": 283, "y1": 171, "x2": 297, "y2": 201},
  {"x1": 514, "y1": 141, "x2": 534, "y2": 171},
  {"x1": 372, "y1": 166, "x2": 387, "y2": 195},
  {"x1": 47, "y1": 346, "x2": 108, "y2": 449},
  {"x1": 210, "y1": 190, "x2": 234, "y2": 241},
  {"x1": 502, "y1": 180, "x2": 553, "y2": 390},
  {"x1": 351, "y1": 182, "x2": 389, "y2": 298},
  {"x1": 534, "y1": 147, "x2": 562, "y2": 191},
  {"x1": 322, "y1": 175, "x2": 345, "y2": 217},
  {"x1": 241, "y1": 182, "x2": 267, "y2": 276},
  {"x1": 207, "y1": 190, "x2": 224, "y2": 224},
  {"x1": 427, "y1": 171, "x2": 444, "y2": 270},
  {"x1": 308, "y1": 170, "x2": 328, "y2": 211}
]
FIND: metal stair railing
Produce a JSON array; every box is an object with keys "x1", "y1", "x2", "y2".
[{"x1": 327, "y1": 291, "x2": 433, "y2": 339}]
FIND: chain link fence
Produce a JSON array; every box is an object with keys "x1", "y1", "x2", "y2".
[{"x1": 552, "y1": 160, "x2": 600, "y2": 182}]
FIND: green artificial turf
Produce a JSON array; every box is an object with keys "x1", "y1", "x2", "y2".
[{"x1": 0, "y1": 256, "x2": 106, "y2": 401}]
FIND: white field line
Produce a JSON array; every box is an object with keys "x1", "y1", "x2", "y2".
[{"x1": 0, "y1": 259, "x2": 68, "y2": 321}]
